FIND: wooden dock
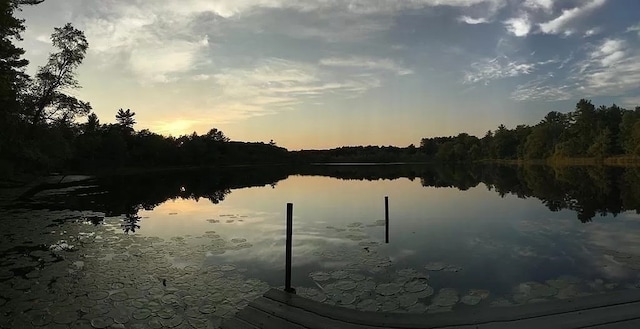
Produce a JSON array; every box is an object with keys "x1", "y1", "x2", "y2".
[{"x1": 222, "y1": 288, "x2": 640, "y2": 328}]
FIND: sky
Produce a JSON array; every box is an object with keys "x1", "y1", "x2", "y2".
[{"x1": 16, "y1": 0, "x2": 640, "y2": 150}]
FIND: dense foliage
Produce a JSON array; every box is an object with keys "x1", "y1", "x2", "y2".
[{"x1": 418, "y1": 99, "x2": 640, "y2": 163}]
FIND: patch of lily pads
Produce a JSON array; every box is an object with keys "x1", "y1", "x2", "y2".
[{"x1": 0, "y1": 208, "x2": 272, "y2": 329}]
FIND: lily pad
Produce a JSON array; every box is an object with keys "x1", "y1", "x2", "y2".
[
  {"x1": 404, "y1": 279, "x2": 430, "y2": 293},
  {"x1": 356, "y1": 299, "x2": 380, "y2": 311},
  {"x1": 461, "y1": 295, "x2": 482, "y2": 305},
  {"x1": 29, "y1": 310, "x2": 52, "y2": 326},
  {"x1": 157, "y1": 308, "x2": 176, "y2": 319},
  {"x1": 424, "y1": 262, "x2": 447, "y2": 271},
  {"x1": 380, "y1": 300, "x2": 399, "y2": 312},
  {"x1": 132, "y1": 309, "x2": 152, "y2": 320},
  {"x1": 443, "y1": 265, "x2": 462, "y2": 272},
  {"x1": 432, "y1": 288, "x2": 459, "y2": 307},
  {"x1": 53, "y1": 311, "x2": 79, "y2": 324},
  {"x1": 408, "y1": 286, "x2": 435, "y2": 299},
  {"x1": 331, "y1": 270, "x2": 350, "y2": 280},
  {"x1": 407, "y1": 302, "x2": 427, "y2": 313},
  {"x1": 468, "y1": 289, "x2": 490, "y2": 299},
  {"x1": 398, "y1": 294, "x2": 418, "y2": 308},
  {"x1": 427, "y1": 304, "x2": 452, "y2": 313},
  {"x1": 87, "y1": 291, "x2": 109, "y2": 300},
  {"x1": 199, "y1": 304, "x2": 216, "y2": 314},
  {"x1": 90, "y1": 316, "x2": 114, "y2": 329},
  {"x1": 310, "y1": 271, "x2": 332, "y2": 282},
  {"x1": 160, "y1": 315, "x2": 183, "y2": 327},
  {"x1": 297, "y1": 287, "x2": 327, "y2": 303},
  {"x1": 335, "y1": 280, "x2": 357, "y2": 291},
  {"x1": 513, "y1": 282, "x2": 558, "y2": 303},
  {"x1": 109, "y1": 292, "x2": 129, "y2": 301},
  {"x1": 220, "y1": 264, "x2": 236, "y2": 272},
  {"x1": 348, "y1": 273, "x2": 366, "y2": 281},
  {"x1": 337, "y1": 292, "x2": 356, "y2": 305},
  {"x1": 375, "y1": 283, "x2": 402, "y2": 296},
  {"x1": 356, "y1": 280, "x2": 376, "y2": 292}
]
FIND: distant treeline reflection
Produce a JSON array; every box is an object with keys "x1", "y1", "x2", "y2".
[
  {"x1": 48, "y1": 165, "x2": 640, "y2": 229},
  {"x1": 303, "y1": 164, "x2": 633, "y2": 222}
]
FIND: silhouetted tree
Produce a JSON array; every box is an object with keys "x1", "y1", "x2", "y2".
[
  {"x1": 24, "y1": 23, "x2": 91, "y2": 128},
  {"x1": 204, "y1": 128, "x2": 229, "y2": 142},
  {"x1": 115, "y1": 108, "x2": 136, "y2": 130},
  {"x1": 0, "y1": 0, "x2": 45, "y2": 170}
]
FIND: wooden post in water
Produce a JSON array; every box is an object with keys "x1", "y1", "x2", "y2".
[
  {"x1": 385, "y1": 196, "x2": 389, "y2": 244},
  {"x1": 285, "y1": 203, "x2": 296, "y2": 294}
]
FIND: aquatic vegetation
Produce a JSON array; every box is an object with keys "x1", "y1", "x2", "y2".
[
  {"x1": 424, "y1": 262, "x2": 447, "y2": 271},
  {"x1": 0, "y1": 209, "x2": 272, "y2": 328},
  {"x1": 356, "y1": 299, "x2": 380, "y2": 311},
  {"x1": 432, "y1": 288, "x2": 459, "y2": 307},
  {"x1": 310, "y1": 271, "x2": 332, "y2": 282},
  {"x1": 404, "y1": 279, "x2": 432, "y2": 294},
  {"x1": 512, "y1": 282, "x2": 558, "y2": 304}
]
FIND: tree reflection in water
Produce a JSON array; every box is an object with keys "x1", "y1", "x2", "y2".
[{"x1": 35, "y1": 164, "x2": 640, "y2": 231}]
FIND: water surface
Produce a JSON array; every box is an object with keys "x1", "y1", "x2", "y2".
[{"x1": 3, "y1": 164, "x2": 640, "y2": 327}]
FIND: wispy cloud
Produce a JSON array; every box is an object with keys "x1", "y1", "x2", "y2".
[
  {"x1": 209, "y1": 58, "x2": 382, "y2": 122},
  {"x1": 539, "y1": 0, "x2": 607, "y2": 35},
  {"x1": 511, "y1": 74, "x2": 572, "y2": 101},
  {"x1": 583, "y1": 27, "x2": 602, "y2": 37},
  {"x1": 513, "y1": 38, "x2": 640, "y2": 101},
  {"x1": 464, "y1": 56, "x2": 548, "y2": 84},
  {"x1": 573, "y1": 38, "x2": 640, "y2": 95},
  {"x1": 458, "y1": 15, "x2": 491, "y2": 24},
  {"x1": 627, "y1": 23, "x2": 640, "y2": 37},
  {"x1": 319, "y1": 56, "x2": 413, "y2": 75},
  {"x1": 158, "y1": 0, "x2": 507, "y2": 18},
  {"x1": 523, "y1": 0, "x2": 554, "y2": 12}
]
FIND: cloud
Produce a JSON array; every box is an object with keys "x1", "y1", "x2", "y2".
[
  {"x1": 458, "y1": 15, "x2": 490, "y2": 24},
  {"x1": 584, "y1": 27, "x2": 602, "y2": 37},
  {"x1": 539, "y1": 0, "x2": 607, "y2": 35},
  {"x1": 511, "y1": 74, "x2": 573, "y2": 101},
  {"x1": 514, "y1": 38, "x2": 640, "y2": 101},
  {"x1": 504, "y1": 14, "x2": 531, "y2": 37},
  {"x1": 621, "y1": 96, "x2": 640, "y2": 109},
  {"x1": 590, "y1": 39, "x2": 626, "y2": 67},
  {"x1": 208, "y1": 58, "x2": 383, "y2": 123},
  {"x1": 159, "y1": 0, "x2": 507, "y2": 18},
  {"x1": 319, "y1": 56, "x2": 413, "y2": 75},
  {"x1": 573, "y1": 38, "x2": 640, "y2": 95},
  {"x1": 523, "y1": 0, "x2": 554, "y2": 11},
  {"x1": 464, "y1": 56, "x2": 548, "y2": 84},
  {"x1": 80, "y1": 2, "x2": 212, "y2": 83},
  {"x1": 128, "y1": 37, "x2": 210, "y2": 83},
  {"x1": 627, "y1": 23, "x2": 640, "y2": 37}
]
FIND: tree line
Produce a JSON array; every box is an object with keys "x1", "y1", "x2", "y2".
[
  {"x1": 419, "y1": 99, "x2": 640, "y2": 163},
  {"x1": 0, "y1": 1, "x2": 288, "y2": 177}
]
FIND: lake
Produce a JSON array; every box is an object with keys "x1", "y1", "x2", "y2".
[{"x1": 3, "y1": 164, "x2": 640, "y2": 327}]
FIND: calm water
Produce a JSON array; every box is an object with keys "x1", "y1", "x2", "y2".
[{"x1": 3, "y1": 164, "x2": 640, "y2": 326}]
